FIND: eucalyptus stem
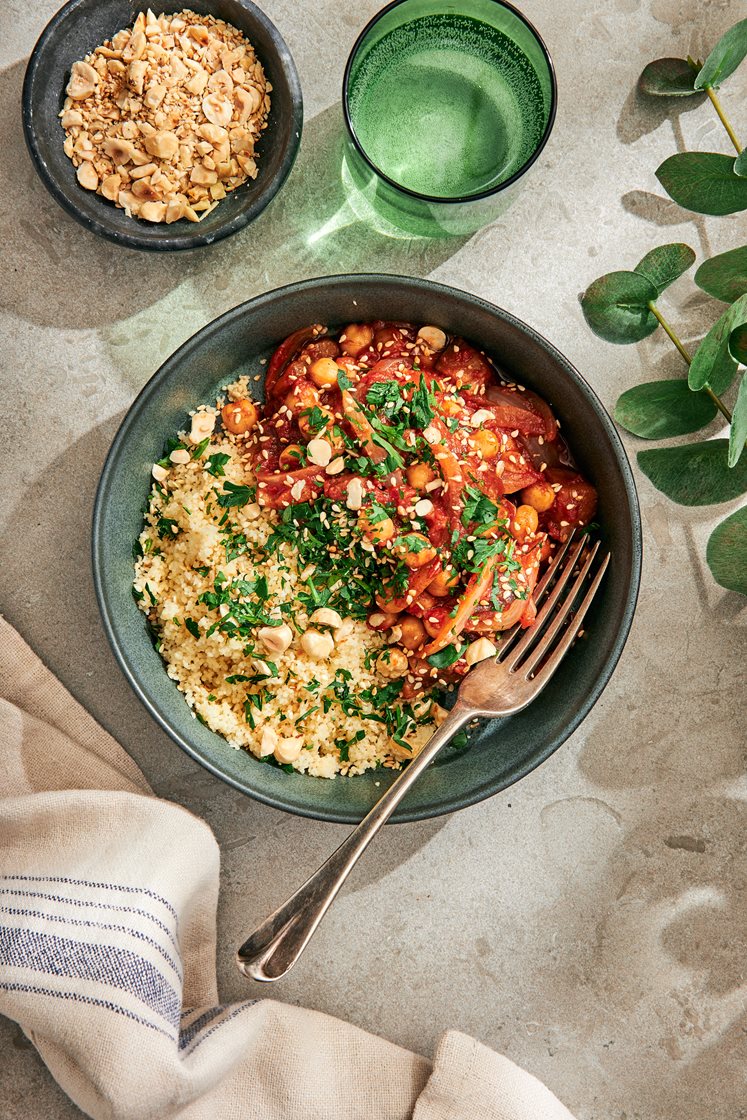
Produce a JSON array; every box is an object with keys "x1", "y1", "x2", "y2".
[
  {"x1": 648, "y1": 302, "x2": 733, "y2": 422},
  {"x1": 705, "y1": 86, "x2": 743, "y2": 154}
]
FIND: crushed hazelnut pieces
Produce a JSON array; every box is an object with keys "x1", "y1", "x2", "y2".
[{"x1": 60, "y1": 8, "x2": 271, "y2": 223}]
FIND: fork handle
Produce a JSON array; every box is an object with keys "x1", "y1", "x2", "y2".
[{"x1": 237, "y1": 702, "x2": 472, "y2": 982}]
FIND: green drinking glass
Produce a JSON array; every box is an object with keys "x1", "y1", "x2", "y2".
[{"x1": 342, "y1": 0, "x2": 557, "y2": 237}]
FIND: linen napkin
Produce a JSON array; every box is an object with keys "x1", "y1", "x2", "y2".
[{"x1": 0, "y1": 616, "x2": 576, "y2": 1120}]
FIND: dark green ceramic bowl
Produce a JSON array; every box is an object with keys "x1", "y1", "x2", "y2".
[
  {"x1": 23, "y1": 0, "x2": 302, "y2": 251},
  {"x1": 93, "y1": 275, "x2": 641, "y2": 822}
]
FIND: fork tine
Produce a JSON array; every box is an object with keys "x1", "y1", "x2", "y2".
[
  {"x1": 501, "y1": 537, "x2": 588, "y2": 669},
  {"x1": 533, "y1": 529, "x2": 578, "y2": 605},
  {"x1": 496, "y1": 530, "x2": 579, "y2": 661},
  {"x1": 517, "y1": 541, "x2": 601, "y2": 677},
  {"x1": 523, "y1": 551, "x2": 610, "y2": 687}
]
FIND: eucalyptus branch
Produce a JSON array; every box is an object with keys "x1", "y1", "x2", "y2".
[
  {"x1": 647, "y1": 302, "x2": 733, "y2": 422},
  {"x1": 704, "y1": 87, "x2": 743, "y2": 154}
]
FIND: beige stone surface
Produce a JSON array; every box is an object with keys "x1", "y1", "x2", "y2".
[{"x1": 1, "y1": 0, "x2": 746, "y2": 1116}]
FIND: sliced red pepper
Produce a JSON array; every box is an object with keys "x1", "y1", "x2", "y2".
[
  {"x1": 423, "y1": 555, "x2": 499, "y2": 655},
  {"x1": 265, "y1": 324, "x2": 326, "y2": 399}
]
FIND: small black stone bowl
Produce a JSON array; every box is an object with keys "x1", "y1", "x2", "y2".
[{"x1": 22, "y1": 0, "x2": 303, "y2": 251}]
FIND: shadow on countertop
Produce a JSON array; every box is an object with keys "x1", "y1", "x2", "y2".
[{"x1": 1, "y1": 56, "x2": 470, "y2": 336}]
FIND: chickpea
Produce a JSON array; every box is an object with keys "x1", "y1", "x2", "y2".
[
  {"x1": 376, "y1": 647, "x2": 409, "y2": 679},
  {"x1": 406, "y1": 461, "x2": 436, "y2": 491},
  {"x1": 470, "y1": 428, "x2": 499, "y2": 458},
  {"x1": 339, "y1": 323, "x2": 374, "y2": 357},
  {"x1": 309, "y1": 357, "x2": 341, "y2": 389},
  {"x1": 285, "y1": 381, "x2": 319, "y2": 417},
  {"x1": 396, "y1": 532, "x2": 437, "y2": 569},
  {"x1": 367, "y1": 610, "x2": 399, "y2": 630},
  {"x1": 398, "y1": 614, "x2": 426, "y2": 650},
  {"x1": 415, "y1": 591, "x2": 437, "y2": 612},
  {"x1": 279, "y1": 444, "x2": 304, "y2": 470},
  {"x1": 221, "y1": 398, "x2": 259, "y2": 435},
  {"x1": 423, "y1": 615, "x2": 443, "y2": 639},
  {"x1": 520, "y1": 480, "x2": 556, "y2": 513},
  {"x1": 513, "y1": 504, "x2": 539, "y2": 538},
  {"x1": 428, "y1": 566, "x2": 460, "y2": 597},
  {"x1": 359, "y1": 509, "x2": 396, "y2": 545},
  {"x1": 375, "y1": 587, "x2": 404, "y2": 615}
]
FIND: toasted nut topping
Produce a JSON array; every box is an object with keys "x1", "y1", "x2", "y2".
[
  {"x1": 60, "y1": 109, "x2": 84, "y2": 128},
  {"x1": 325, "y1": 456, "x2": 346, "y2": 476},
  {"x1": 151, "y1": 463, "x2": 169, "y2": 482},
  {"x1": 189, "y1": 411, "x2": 216, "y2": 443},
  {"x1": 346, "y1": 477, "x2": 364, "y2": 511},
  {"x1": 60, "y1": 10, "x2": 270, "y2": 223},
  {"x1": 257, "y1": 624, "x2": 293, "y2": 655},
  {"x1": 101, "y1": 173, "x2": 121, "y2": 200},
  {"x1": 169, "y1": 448, "x2": 190, "y2": 464},
  {"x1": 76, "y1": 162, "x2": 99, "y2": 190},
  {"x1": 259, "y1": 726, "x2": 278, "y2": 757},
  {"x1": 417, "y1": 326, "x2": 447, "y2": 351},
  {"x1": 202, "y1": 93, "x2": 232, "y2": 127},
  {"x1": 66, "y1": 61, "x2": 98, "y2": 100},
  {"x1": 144, "y1": 130, "x2": 179, "y2": 159},
  {"x1": 470, "y1": 409, "x2": 493, "y2": 427},
  {"x1": 274, "y1": 736, "x2": 303, "y2": 764},
  {"x1": 414, "y1": 498, "x2": 433, "y2": 516},
  {"x1": 300, "y1": 629, "x2": 335, "y2": 660},
  {"x1": 309, "y1": 607, "x2": 343, "y2": 630},
  {"x1": 306, "y1": 438, "x2": 332, "y2": 467},
  {"x1": 422, "y1": 426, "x2": 440, "y2": 444},
  {"x1": 465, "y1": 637, "x2": 497, "y2": 667},
  {"x1": 140, "y1": 200, "x2": 167, "y2": 222}
]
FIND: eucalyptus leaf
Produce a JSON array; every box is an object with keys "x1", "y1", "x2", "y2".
[
  {"x1": 730, "y1": 323, "x2": 747, "y2": 365},
  {"x1": 728, "y1": 374, "x2": 747, "y2": 467},
  {"x1": 707, "y1": 507, "x2": 747, "y2": 596},
  {"x1": 694, "y1": 245, "x2": 747, "y2": 302},
  {"x1": 693, "y1": 18, "x2": 747, "y2": 90},
  {"x1": 615, "y1": 380, "x2": 716, "y2": 438},
  {"x1": 638, "y1": 56, "x2": 702, "y2": 96},
  {"x1": 638, "y1": 440, "x2": 747, "y2": 504},
  {"x1": 656, "y1": 152, "x2": 747, "y2": 215},
  {"x1": 735, "y1": 150, "x2": 747, "y2": 178},
  {"x1": 634, "y1": 243, "x2": 696, "y2": 294},
  {"x1": 580, "y1": 271, "x2": 658, "y2": 344},
  {"x1": 689, "y1": 293, "x2": 747, "y2": 394}
]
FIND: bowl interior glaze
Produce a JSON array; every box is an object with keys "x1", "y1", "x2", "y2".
[
  {"x1": 93, "y1": 275, "x2": 641, "y2": 822},
  {"x1": 22, "y1": 0, "x2": 303, "y2": 251}
]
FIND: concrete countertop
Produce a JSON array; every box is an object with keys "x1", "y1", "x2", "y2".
[{"x1": 1, "y1": 0, "x2": 745, "y2": 1116}]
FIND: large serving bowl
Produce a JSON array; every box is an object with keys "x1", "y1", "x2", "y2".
[
  {"x1": 22, "y1": 0, "x2": 302, "y2": 251},
  {"x1": 93, "y1": 275, "x2": 641, "y2": 822}
]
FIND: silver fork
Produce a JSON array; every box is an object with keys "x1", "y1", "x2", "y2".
[{"x1": 237, "y1": 532, "x2": 610, "y2": 982}]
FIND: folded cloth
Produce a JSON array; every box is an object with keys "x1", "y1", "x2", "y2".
[{"x1": 0, "y1": 617, "x2": 576, "y2": 1120}]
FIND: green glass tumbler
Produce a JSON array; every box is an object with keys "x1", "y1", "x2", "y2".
[{"x1": 342, "y1": 0, "x2": 556, "y2": 237}]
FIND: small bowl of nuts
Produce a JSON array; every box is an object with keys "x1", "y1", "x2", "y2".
[{"x1": 22, "y1": 0, "x2": 303, "y2": 250}]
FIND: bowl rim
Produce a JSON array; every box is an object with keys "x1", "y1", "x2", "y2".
[
  {"x1": 21, "y1": 0, "x2": 304, "y2": 252},
  {"x1": 342, "y1": 0, "x2": 558, "y2": 204},
  {"x1": 92, "y1": 273, "x2": 642, "y2": 822}
]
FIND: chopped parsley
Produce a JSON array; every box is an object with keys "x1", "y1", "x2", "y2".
[
  {"x1": 217, "y1": 481, "x2": 256, "y2": 509},
  {"x1": 206, "y1": 452, "x2": 231, "y2": 478}
]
